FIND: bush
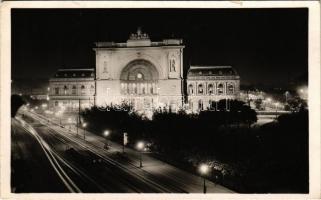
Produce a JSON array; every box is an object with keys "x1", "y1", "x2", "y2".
[
  {"x1": 80, "y1": 102, "x2": 308, "y2": 192},
  {"x1": 11, "y1": 95, "x2": 25, "y2": 117}
]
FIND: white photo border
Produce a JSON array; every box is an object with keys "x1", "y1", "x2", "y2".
[{"x1": 0, "y1": 1, "x2": 320, "y2": 199}]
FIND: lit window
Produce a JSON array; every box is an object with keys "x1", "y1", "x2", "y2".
[
  {"x1": 188, "y1": 84, "x2": 194, "y2": 95},
  {"x1": 198, "y1": 84, "x2": 204, "y2": 95},
  {"x1": 90, "y1": 85, "x2": 95, "y2": 94},
  {"x1": 217, "y1": 83, "x2": 224, "y2": 95},
  {"x1": 198, "y1": 99, "x2": 203, "y2": 110},
  {"x1": 137, "y1": 73, "x2": 143, "y2": 79},
  {"x1": 227, "y1": 84, "x2": 234, "y2": 94},
  {"x1": 64, "y1": 85, "x2": 68, "y2": 95},
  {"x1": 72, "y1": 85, "x2": 77, "y2": 95},
  {"x1": 208, "y1": 84, "x2": 213, "y2": 95},
  {"x1": 133, "y1": 84, "x2": 137, "y2": 94},
  {"x1": 81, "y1": 85, "x2": 85, "y2": 95}
]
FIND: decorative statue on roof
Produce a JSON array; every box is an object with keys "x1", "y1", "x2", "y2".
[
  {"x1": 137, "y1": 27, "x2": 142, "y2": 36},
  {"x1": 129, "y1": 27, "x2": 149, "y2": 40}
]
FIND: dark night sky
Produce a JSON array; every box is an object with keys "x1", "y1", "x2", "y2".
[{"x1": 12, "y1": 8, "x2": 308, "y2": 86}]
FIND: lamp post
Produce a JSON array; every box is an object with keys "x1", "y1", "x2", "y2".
[
  {"x1": 199, "y1": 163, "x2": 210, "y2": 194},
  {"x1": 68, "y1": 117, "x2": 72, "y2": 132},
  {"x1": 123, "y1": 132, "x2": 128, "y2": 153},
  {"x1": 82, "y1": 122, "x2": 87, "y2": 140},
  {"x1": 103, "y1": 130, "x2": 110, "y2": 149},
  {"x1": 136, "y1": 141, "x2": 145, "y2": 168}
]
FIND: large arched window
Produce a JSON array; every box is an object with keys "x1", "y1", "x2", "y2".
[
  {"x1": 208, "y1": 84, "x2": 213, "y2": 95},
  {"x1": 188, "y1": 84, "x2": 194, "y2": 95},
  {"x1": 198, "y1": 84, "x2": 204, "y2": 95},
  {"x1": 120, "y1": 59, "x2": 159, "y2": 96},
  {"x1": 227, "y1": 83, "x2": 234, "y2": 94},
  {"x1": 217, "y1": 83, "x2": 224, "y2": 95}
]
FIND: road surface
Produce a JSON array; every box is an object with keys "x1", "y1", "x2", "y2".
[
  {"x1": 11, "y1": 119, "x2": 69, "y2": 192},
  {"x1": 11, "y1": 111, "x2": 234, "y2": 193}
]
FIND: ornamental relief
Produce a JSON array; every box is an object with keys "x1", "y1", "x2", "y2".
[
  {"x1": 168, "y1": 51, "x2": 180, "y2": 73},
  {"x1": 103, "y1": 60, "x2": 108, "y2": 74}
]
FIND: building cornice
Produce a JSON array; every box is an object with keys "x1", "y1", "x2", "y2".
[
  {"x1": 93, "y1": 45, "x2": 185, "y2": 51},
  {"x1": 49, "y1": 78, "x2": 95, "y2": 82},
  {"x1": 187, "y1": 76, "x2": 240, "y2": 80}
]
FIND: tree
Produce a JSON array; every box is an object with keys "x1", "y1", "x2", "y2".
[
  {"x1": 11, "y1": 95, "x2": 25, "y2": 117},
  {"x1": 254, "y1": 99, "x2": 263, "y2": 110}
]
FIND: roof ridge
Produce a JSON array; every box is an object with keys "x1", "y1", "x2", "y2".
[
  {"x1": 58, "y1": 68, "x2": 94, "y2": 71},
  {"x1": 190, "y1": 66, "x2": 232, "y2": 69}
]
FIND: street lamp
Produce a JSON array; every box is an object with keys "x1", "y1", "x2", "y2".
[
  {"x1": 82, "y1": 122, "x2": 87, "y2": 140},
  {"x1": 55, "y1": 111, "x2": 63, "y2": 125},
  {"x1": 103, "y1": 130, "x2": 110, "y2": 149},
  {"x1": 198, "y1": 163, "x2": 210, "y2": 194},
  {"x1": 265, "y1": 98, "x2": 272, "y2": 110},
  {"x1": 136, "y1": 141, "x2": 145, "y2": 168},
  {"x1": 67, "y1": 117, "x2": 72, "y2": 131}
]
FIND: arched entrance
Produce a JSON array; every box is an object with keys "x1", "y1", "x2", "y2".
[{"x1": 120, "y1": 59, "x2": 159, "y2": 111}]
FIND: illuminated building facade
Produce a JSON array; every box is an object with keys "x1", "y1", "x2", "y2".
[
  {"x1": 49, "y1": 69, "x2": 95, "y2": 111},
  {"x1": 94, "y1": 28, "x2": 184, "y2": 112},
  {"x1": 49, "y1": 28, "x2": 240, "y2": 113},
  {"x1": 186, "y1": 66, "x2": 240, "y2": 112}
]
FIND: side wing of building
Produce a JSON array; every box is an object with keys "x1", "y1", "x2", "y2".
[
  {"x1": 48, "y1": 69, "x2": 95, "y2": 112},
  {"x1": 187, "y1": 66, "x2": 240, "y2": 112}
]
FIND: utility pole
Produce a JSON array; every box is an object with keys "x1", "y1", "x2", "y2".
[{"x1": 77, "y1": 99, "x2": 80, "y2": 136}]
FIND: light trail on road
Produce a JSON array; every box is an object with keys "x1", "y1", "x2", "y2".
[
  {"x1": 22, "y1": 113, "x2": 176, "y2": 192},
  {"x1": 14, "y1": 118, "x2": 81, "y2": 193},
  {"x1": 18, "y1": 111, "x2": 234, "y2": 193}
]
